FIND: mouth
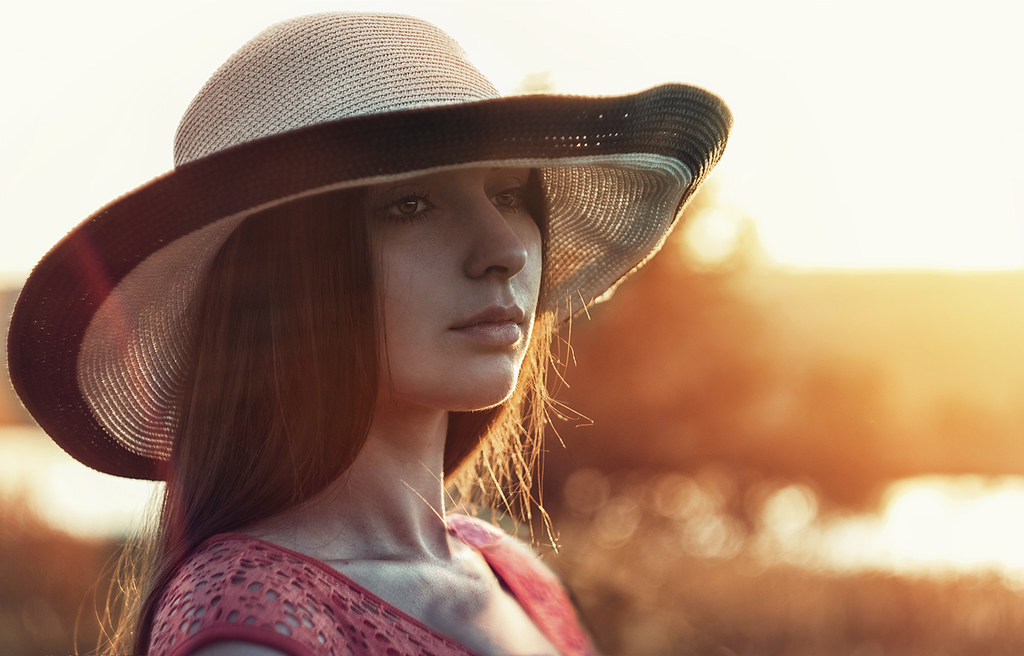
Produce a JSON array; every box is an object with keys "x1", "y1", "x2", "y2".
[{"x1": 450, "y1": 305, "x2": 528, "y2": 346}]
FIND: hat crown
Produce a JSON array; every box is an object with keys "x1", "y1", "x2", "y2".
[{"x1": 174, "y1": 12, "x2": 499, "y2": 166}]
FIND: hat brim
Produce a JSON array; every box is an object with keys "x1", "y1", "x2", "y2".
[{"x1": 8, "y1": 84, "x2": 731, "y2": 479}]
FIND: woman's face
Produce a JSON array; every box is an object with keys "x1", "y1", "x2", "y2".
[{"x1": 369, "y1": 167, "x2": 543, "y2": 415}]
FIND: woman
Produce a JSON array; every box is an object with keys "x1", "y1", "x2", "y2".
[{"x1": 7, "y1": 12, "x2": 730, "y2": 656}]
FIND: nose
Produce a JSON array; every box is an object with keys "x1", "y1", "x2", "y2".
[{"x1": 462, "y1": 198, "x2": 530, "y2": 280}]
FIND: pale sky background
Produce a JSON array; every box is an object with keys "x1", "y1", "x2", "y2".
[{"x1": 2, "y1": 0, "x2": 1023, "y2": 284}]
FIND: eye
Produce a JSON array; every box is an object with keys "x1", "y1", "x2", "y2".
[
  {"x1": 492, "y1": 187, "x2": 525, "y2": 213},
  {"x1": 380, "y1": 192, "x2": 433, "y2": 219},
  {"x1": 395, "y1": 195, "x2": 427, "y2": 215}
]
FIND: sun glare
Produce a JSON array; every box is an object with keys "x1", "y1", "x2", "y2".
[
  {"x1": 879, "y1": 477, "x2": 1024, "y2": 576},
  {"x1": 767, "y1": 476, "x2": 1024, "y2": 584}
]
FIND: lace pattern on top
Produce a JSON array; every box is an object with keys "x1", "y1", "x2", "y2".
[{"x1": 148, "y1": 515, "x2": 594, "y2": 656}]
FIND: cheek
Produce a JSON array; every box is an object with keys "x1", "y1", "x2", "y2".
[
  {"x1": 376, "y1": 263, "x2": 424, "y2": 352},
  {"x1": 521, "y1": 222, "x2": 545, "y2": 304},
  {"x1": 375, "y1": 236, "x2": 441, "y2": 307},
  {"x1": 374, "y1": 242, "x2": 451, "y2": 361},
  {"x1": 374, "y1": 249, "x2": 415, "y2": 360}
]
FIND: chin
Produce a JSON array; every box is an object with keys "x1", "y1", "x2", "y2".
[
  {"x1": 437, "y1": 370, "x2": 522, "y2": 412},
  {"x1": 386, "y1": 357, "x2": 525, "y2": 413},
  {"x1": 447, "y1": 384, "x2": 519, "y2": 412}
]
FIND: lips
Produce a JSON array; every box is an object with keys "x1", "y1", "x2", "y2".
[
  {"x1": 450, "y1": 305, "x2": 528, "y2": 346},
  {"x1": 452, "y1": 305, "x2": 526, "y2": 329}
]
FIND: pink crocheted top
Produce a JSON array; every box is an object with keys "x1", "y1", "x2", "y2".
[{"x1": 148, "y1": 515, "x2": 594, "y2": 656}]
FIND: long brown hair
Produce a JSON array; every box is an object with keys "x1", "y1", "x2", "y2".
[{"x1": 100, "y1": 173, "x2": 556, "y2": 653}]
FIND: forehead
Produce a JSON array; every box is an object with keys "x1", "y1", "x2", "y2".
[{"x1": 369, "y1": 166, "x2": 531, "y2": 191}]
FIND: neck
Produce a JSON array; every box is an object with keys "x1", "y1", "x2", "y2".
[{"x1": 246, "y1": 403, "x2": 455, "y2": 563}]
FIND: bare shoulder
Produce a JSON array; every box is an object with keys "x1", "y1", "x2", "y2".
[{"x1": 190, "y1": 642, "x2": 291, "y2": 656}]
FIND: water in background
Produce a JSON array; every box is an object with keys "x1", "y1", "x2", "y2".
[
  {"x1": 560, "y1": 464, "x2": 1024, "y2": 586},
  {"x1": 0, "y1": 426, "x2": 159, "y2": 538}
]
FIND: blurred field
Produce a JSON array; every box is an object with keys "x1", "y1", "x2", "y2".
[
  {"x1": 547, "y1": 490, "x2": 1024, "y2": 656},
  {"x1": 0, "y1": 500, "x2": 118, "y2": 656}
]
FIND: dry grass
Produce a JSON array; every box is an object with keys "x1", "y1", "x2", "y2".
[{"x1": 0, "y1": 499, "x2": 119, "y2": 656}]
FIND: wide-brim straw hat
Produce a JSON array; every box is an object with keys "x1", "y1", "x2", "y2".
[{"x1": 7, "y1": 12, "x2": 731, "y2": 480}]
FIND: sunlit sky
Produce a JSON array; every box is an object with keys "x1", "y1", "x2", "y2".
[{"x1": 2, "y1": 0, "x2": 1022, "y2": 283}]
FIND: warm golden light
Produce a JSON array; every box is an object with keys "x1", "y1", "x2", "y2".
[{"x1": 3, "y1": 2, "x2": 1024, "y2": 653}]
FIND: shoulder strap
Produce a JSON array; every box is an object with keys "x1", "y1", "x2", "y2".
[{"x1": 447, "y1": 515, "x2": 595, "y2": 656}]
